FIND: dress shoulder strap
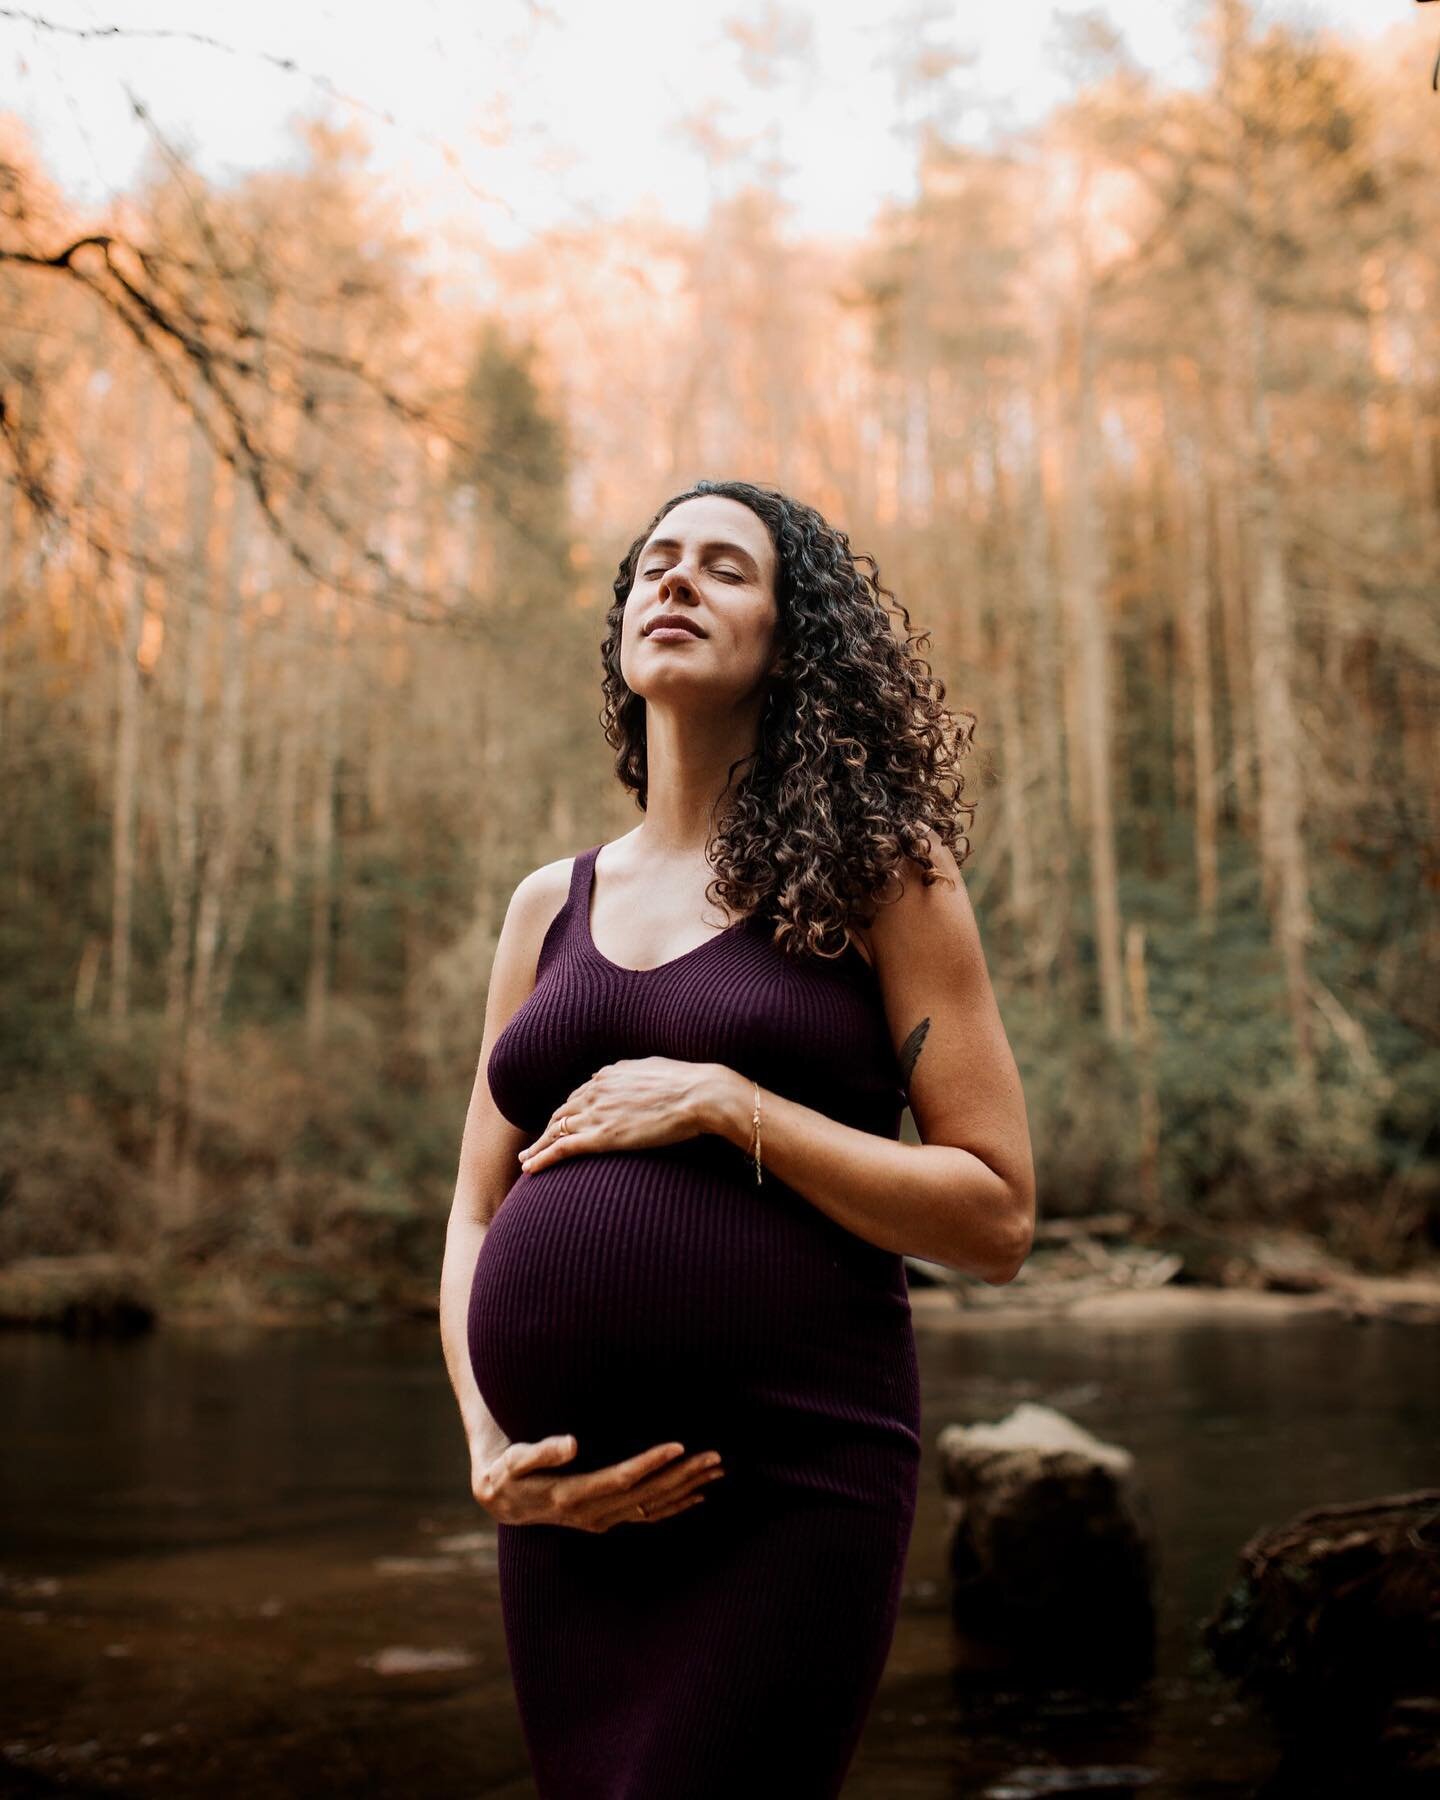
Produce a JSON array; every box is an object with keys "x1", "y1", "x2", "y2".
[
  {"x1": 533, "y1": 843, "x2": 600, "y2": 980},
  {"x1": 566, "y1": 842, "x2": 600, "y2": 906}
]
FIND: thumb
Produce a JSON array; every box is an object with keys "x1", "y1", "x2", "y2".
[{"x1": 518, "y1": 1434, "x2": 577, "y2": 1470}]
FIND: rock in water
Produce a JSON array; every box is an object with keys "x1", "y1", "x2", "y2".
[{"x1": 936, "y1": 1400, "x2": 1157, "y2": 1682}]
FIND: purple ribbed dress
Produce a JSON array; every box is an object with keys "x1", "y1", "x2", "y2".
[{"x1": 468, "y1": 843, "x2": 921, "y2": 1798}]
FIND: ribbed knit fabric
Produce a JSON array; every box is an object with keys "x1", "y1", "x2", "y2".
[{"x1": 467, "y1": 843, "x2": 921, "y2": 1799}]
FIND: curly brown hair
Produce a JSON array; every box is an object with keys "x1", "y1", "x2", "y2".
[{"x1": 600, "y1": 478, "x2": 977, "y2": 961}]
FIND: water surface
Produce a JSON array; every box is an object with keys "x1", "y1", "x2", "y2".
[{"x1": 2, "y1": 1299, "x2": 1433, "y2": 1796}]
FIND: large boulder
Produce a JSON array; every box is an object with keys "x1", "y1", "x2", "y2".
[
  {"x1": 1202, "y1": 1489, "x2": 1440, "y2": 1786},
  {"x1": 936, "y1": 1401, "x2": 1157, "y2": 1681}
]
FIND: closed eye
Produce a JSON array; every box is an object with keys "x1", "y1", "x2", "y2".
[{"x1": 642, "y1": 565, "x2": 744, "y2": 581}]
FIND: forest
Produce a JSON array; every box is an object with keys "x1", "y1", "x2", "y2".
[{"x1": 1, "y1": 0, "x2": 1436, "y2": 1320}]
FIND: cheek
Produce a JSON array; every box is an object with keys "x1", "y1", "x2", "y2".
[
  {"x1": 742, "y1": 603, "x2": 783, "y2": 660},
  {"x1": 615, "y1": 612, "x2": 641, "y2": 676}
]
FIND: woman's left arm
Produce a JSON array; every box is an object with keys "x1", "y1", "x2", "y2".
[{"x1": 701, "y1": 837, "x2": 1035, "y2": 1284}]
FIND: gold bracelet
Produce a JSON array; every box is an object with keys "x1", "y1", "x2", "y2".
[{"x1": 750, "y1": 1079, "x2": 762, "y2": 1185}]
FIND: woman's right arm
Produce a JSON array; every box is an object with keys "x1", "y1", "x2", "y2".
[
  {"x1": 439, "y1": 857, "x2": 730, "y2": 1532},
  {"x1": 438, "y1": 859, "x2": 569, "y2": 1473}
]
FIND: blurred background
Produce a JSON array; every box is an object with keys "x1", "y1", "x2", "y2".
[
  {"x1": 3, "y1": 4, "x2": 1439, "y2": 1797},
  {"x1": 3, "y1": 0, "x2": 1435, "y2": 1312}
]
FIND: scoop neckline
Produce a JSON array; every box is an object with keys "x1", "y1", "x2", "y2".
[{"x1": 579, "y1": 843, "x2": 748, "y2": 977}]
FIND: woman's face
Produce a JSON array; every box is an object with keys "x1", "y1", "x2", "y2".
[{"x1": 621, "y1": 495, "x2": 781, "y2": 706}]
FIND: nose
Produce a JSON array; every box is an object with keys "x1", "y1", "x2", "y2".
[{"x1": 658, "y1": 561, "x2": 698, "y2": 600}]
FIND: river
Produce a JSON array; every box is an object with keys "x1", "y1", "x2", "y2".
[{"x1": 2, "y1": 1292, "x2": 1434, "y2": 1796}]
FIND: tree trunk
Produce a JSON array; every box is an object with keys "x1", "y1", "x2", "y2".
[
  {"x1": 191, "y1": 459, "x2": 256, "y2": 1032},
  {"x1": 153, "y1": 417, "x2": 216, "y2": 1227},
  {"x1": 1061, "y1": 183, "x2": 1125, "y2": 1040},
  {"x1": 108, "y1": 377, "x2": 153, "y2": 1025},
  {"x1": 1222, "y1": 0, "x2": 1315, "y2": 1085},
  {"x1": 1175, "y1": 428, "x2": 1220, "y2": 928},
  {"x1": 304, "y1": 600, "x2": 343, "y2": 1056}
]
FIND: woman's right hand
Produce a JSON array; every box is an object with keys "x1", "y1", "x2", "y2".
[{"x1": 471, "y1": 1434, "x2": 726, "y2": 1532}]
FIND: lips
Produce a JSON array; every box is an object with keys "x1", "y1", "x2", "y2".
[{"x1": 646, "y1": 614, "x2": 706, "y2": 638}]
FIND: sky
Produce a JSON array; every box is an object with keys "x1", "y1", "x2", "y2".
[{"x1": 3, "y1": 0, "x2": 1421, "y2": 255}]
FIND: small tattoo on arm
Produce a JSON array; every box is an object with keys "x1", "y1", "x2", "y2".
[{"x1": 898, "y1": 1017, "x2": 931, "y2": 1090}]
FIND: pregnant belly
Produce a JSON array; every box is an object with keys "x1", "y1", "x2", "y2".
[{"x1": 466, "y1": 1141, "x2": 913, "y2": 1474}]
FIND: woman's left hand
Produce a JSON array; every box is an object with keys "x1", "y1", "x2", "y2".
[{"x1": 517, "y1": 1057, "x2": 725, "y2": 1174}]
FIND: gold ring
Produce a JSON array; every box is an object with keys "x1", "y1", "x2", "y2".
[
  {"x1": 636, "y1": 1502, "x2": 648, "y2": 1519},
  {"x1": 558, "y1": 1115, "x2": 570, "y2": 1135}
]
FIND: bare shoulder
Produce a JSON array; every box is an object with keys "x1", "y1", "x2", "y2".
[
  {"x1": 487, "y1": 853, "x2": 578, "y2": 1013},
  {"x1": 867, "y1": 833, "x2": 973, "y2": 954},
  {"x1": 460, "y1": 853, "x2": 583, "y2": 1220},
  {"x1": 866, "y1": 829, "x2": 1003, "y2": 1099},
  {"x1": 507, "y1": 852, "x2": 575, "y2": 930},
  {"x1": 847, "y1": 833, "x2": 972, "y2": 970}
]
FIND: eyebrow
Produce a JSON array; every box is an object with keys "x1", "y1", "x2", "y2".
[{"x1": 639, "y1": 537, "x2": 762, "y2": 575}]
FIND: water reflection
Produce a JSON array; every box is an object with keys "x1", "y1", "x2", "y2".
[{"x1": 2, "y1": 1306, "x2": 1433, "y2": 1796}]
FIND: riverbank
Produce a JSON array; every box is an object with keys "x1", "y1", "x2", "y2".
[
  {"x1": 908, "y1": 1270, "x2": 1440, "y2": 1328},
  {"x1": 2, "y1": 1220, "x2": 1438, "y2": 1332},
  {"x1": 906, "y1": 1212, "x2": 1440, "y2": 1326}
]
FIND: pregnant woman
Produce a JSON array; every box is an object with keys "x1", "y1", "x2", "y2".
[{"x1": 438, "y1": 478, "x2": 1035, "y2": 1799}]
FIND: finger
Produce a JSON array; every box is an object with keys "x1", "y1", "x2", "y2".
[
  {"x1": 560, "y1": 1445, "x2": 719, "y2": 1527},
  {"x1": 641, "y1": 1491, "x2": 708, "y2": 1522},
  {"x1": 628, "y1": 1450, "x2": 723, "y2": 1504},
  {"x1": 520, "y1": 1142, "x2": 565, "y2": 1173},
  {"x1": 603, "y1": 1465, "x2": 720, "y2": 1527},
  {"x1": 505, "y1": 1435, "x2": 578, "y2": 1478},
  {"x1": 596, "y1": 1490, "x2": 708, "y2": 1530},
  {"x1": 531, "y1": 1092, "x2": 590, "y2": 1153},
  {"x1": 520, "y1": 1111, "x2": 566, "y2": 1159},
  {"x1": 520, "y1": 1125, "x2": 589, "y2": 1168},
  {"x1": 564, "y1": 1440, "x2": 687, "y2": 1502},
  {"x1": 563, "y1": 1453, "x2": 715, "y2": 1522},
  {"x1": 572, "y1": 1454, "x2": 720, "y2": 1526}
]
